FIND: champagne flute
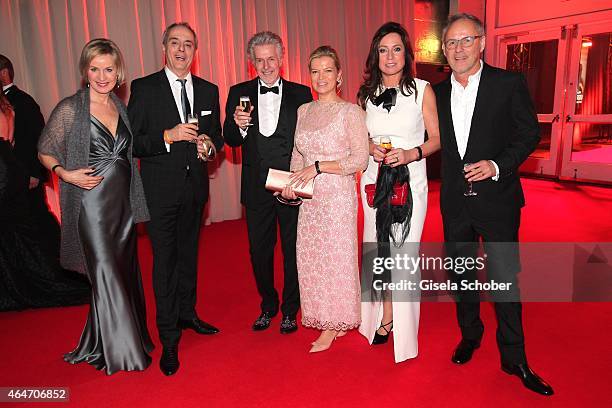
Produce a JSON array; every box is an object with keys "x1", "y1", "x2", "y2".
[
  {"x1": 463, "y1": 163, "x2": 478, "y2": 196},
  {"x1": 379, "y1": 135, "x2": 393, "y2": 152},
  {"x1": 239, "y1": 96, "x2": 253, "y2": 126},
  {"x1": 378, "y1": 135, "x2": 393, "y2": 167}
]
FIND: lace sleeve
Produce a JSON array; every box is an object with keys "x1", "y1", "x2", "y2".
[
  {"x1": 338, "y1": 104, "x2": 369, "y2": 175},
  {"x1": 290, "y1": 145, "x2": 304, "y2": 172},
  {"x1": 290, "y1": 104, "x2": 308, "y2": 172},
  {"x1": 38, "y1": 98, "x2": 76, "y2": 166}
]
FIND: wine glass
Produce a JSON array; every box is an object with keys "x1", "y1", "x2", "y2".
[
  {"x1": 239, "y1": 96, "x2": 253, "y2": 126},
  {"x1": 463, "y1": 163, "x2": 478, "y2": 196}
]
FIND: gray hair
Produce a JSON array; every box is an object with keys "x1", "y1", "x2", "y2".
[
  {"x1": 247, "y1": 31, "x2": 284, "y2": 62},
  {"x1": 442, "y1": 13, "x2": 485, "y2": 41},
  {"x1": 162, "y1": 22, "x2": 198, "y2": 50}
]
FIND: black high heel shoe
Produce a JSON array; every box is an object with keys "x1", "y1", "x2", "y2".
[{"x1": 372, "y1": 320, "x2": 393, "y2": 345}]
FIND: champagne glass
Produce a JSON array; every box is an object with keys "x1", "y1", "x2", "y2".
[
  {"x1": 378, "y1": 135, "x2": 393, "y2": 167},
  {"x1": 187, "y1": 113, "x2": 199, "y2": 143},
  {"x1": 187, "y1": 113, "x2": 199, "y2": 129},
  {"x1": 463, "y1": 163, "x2": 478, "y2": 196},
  {"x1": 379, "y1": 135, "x2": 393, "y2": 152},
  {"x1": 187, "y1": 113, "x2": 205, "y2": 160},
  {"x1": 239, "y1": 96, "x2": 253, "y2": 126}
]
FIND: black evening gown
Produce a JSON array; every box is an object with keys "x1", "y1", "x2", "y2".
[
  {"x1": 0, "y1": 140, "x2": 90, "y2": 311},
  {"x1": 63, "y1": 116, "x2": 153, "y2": 374}
]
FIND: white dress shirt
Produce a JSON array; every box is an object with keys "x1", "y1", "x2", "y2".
[
  {"x1": 163, "y1": 67, "x2": 194, "y2": 151},
  {"x1": 450, "y1": 60, "x2": 499, "y2": 180},
  {"x1": 239, "y1": 77, "x2": 283, "y2": 138},
  {"x1": 257, "y1": 77, "x2": 283, "y2": 137},
  {"x1": 2, "y1": 83, "x2": 14, "y2": 94},
  {"x1": 165, "y1": 66, "x2": 194, "y2": 122}
]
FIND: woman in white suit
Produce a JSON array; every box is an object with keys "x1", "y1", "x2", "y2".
[{"x1": 358, "y1": 22, "x2": 440, "y2": 362}]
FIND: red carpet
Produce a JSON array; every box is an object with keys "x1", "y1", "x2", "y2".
[{"x1": 1, "y1": 178, "x2": 611, "y2": 407}]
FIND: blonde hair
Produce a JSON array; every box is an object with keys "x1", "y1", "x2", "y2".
[
  {"x1": 79, "y1": 38, "x2": 126, "y2": 86},
  {"x1": 308, "y1": 45, "x2": 341, "y2": 70}
]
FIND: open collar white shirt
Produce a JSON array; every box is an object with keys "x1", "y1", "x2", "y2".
[{"x1": 450, "y1": 60, "x2": 499, "y2": 179}]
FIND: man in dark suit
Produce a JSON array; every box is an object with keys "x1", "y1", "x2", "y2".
[
  {"x1": 434, "y1": 14, "x2": 553, "y2": 396},
  {"x1": 223, "y1": 31, "x2": 312, "y2": 334},
  {"x1": 128, "y1": 22, "x2": 223, "y2": 376},
  {"x1": 0, "y1": 54, "x2": 60, "y2": 257}
]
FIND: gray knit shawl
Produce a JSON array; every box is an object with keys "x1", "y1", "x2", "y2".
[{"x1": 38, "y1": 87, "x2": 149, "y2": 275}]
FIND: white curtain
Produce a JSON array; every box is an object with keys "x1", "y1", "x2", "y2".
[{"x1": 0, "y1": 0, "x2": 414, "y2": 223}]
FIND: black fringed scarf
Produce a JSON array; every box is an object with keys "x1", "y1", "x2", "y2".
[{"x1": 371, "y1": 164, "x2": 413, "y2": 301}]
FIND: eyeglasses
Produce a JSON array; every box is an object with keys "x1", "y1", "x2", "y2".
[{"x1": 444, "y1": 35, "x2": 483, "y2": 50}]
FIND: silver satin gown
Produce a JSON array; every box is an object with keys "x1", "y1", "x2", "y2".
[{"x1": 63, "y1": 115, "x2": 153, "y2": 375}]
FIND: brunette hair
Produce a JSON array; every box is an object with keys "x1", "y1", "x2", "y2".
[{"x1": 357, "y1": 21, "x2": 416, "y2": 109}]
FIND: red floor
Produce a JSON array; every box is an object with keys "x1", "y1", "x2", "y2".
[{"x1": 1, "y1": 178, "x2": 611, "y2": 407}]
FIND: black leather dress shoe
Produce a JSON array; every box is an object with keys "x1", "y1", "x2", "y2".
[
  {"x1": 280, "y1": 315, "x2": 298, "y2": 334},
  {"x1": 178, "y1": 317, "x2": 219, "y2": 335},
  {"x1": 502, "y1": 363, "x2": 554, "y2": 396},
  {"x1": 451, "y1": 339, "x2": 480, "y2": 364},
  {"x1": 252, "y1": 312, "x2": 275, "y2": 331},
  {"x1": 160, "y1": 345, "x2": 179, "y2": 376}
]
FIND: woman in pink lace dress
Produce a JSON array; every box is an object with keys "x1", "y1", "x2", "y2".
[{"x1": 280, "y1": 46, "x2": 369, "y2": 353}]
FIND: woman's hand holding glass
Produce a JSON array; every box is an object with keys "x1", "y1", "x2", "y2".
[{"x1": 369, "y1": 140, "x2": 387, "y2": 163}]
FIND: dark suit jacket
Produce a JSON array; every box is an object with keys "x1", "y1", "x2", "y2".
[
  {"x1": 223, "y1": 78, "x2": 312, "y2": 207},
  {"x1": 127, "y1": 69, "x2": 223, "y2": 207},
  {"x1": 433, "y1": 63, "x2": 540, "y2": 221},
  {"x1": 4, "y1": 85, "x2": 47, "y2": 181}
]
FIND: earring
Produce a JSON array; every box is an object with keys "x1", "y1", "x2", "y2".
[{"x1": 86, "y1": 83, "x2": 90, "y2": 88}]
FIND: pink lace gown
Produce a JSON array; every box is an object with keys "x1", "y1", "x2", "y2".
[{"x1": 291, "y1": 101, "x2": 369, "y2": 331}]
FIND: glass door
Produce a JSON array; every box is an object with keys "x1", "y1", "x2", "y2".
[
  {"x1": 497, "y1": 28, "x2": 569, "y2": 177},
  {"x1": 496, "y1": 21, "x2": 612, "y2": 183},
  {"x1": 559, "y1": 21, "x2": 612, "y2": 183}
]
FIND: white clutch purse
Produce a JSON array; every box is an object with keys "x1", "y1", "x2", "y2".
[{"x1": 265, "y1": 168, "x2": 314, "y2": 199}]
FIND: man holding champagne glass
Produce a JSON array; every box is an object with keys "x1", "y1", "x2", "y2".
[
  {"x1": 224, "y1": 31, "x2": 312, "y2": 334},
  {"x1": 128, "y1": 22, "x2": 223, "y2": 376}
]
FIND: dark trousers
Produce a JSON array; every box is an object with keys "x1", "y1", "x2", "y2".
[
  {"x1": 147, "y1": 182, "x2": 203, "y2": 347},
  {"x1": 443, "y1": 206, "x2": 527, "y2": 365},
  {"x1": 246, "y1": 197, "x2": 299, "y2": 317}
]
